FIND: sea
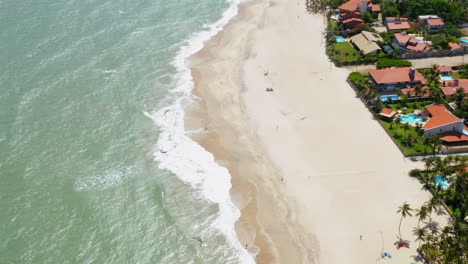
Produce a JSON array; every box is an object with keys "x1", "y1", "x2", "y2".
[{"x1": 0, "y1": 0, "x2": 254, "y2": 263}]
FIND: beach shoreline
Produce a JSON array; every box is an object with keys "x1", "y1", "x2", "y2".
[{"x1": 185, "y1": 0, "x2": 447, "y2": 263}]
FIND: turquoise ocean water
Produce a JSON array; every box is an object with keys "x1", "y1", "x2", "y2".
[{"x1": 0, "y1": 0, "x2": 253, "y2": 263}]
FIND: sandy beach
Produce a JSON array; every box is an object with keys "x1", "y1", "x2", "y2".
[{"x1": 187, "y1": 0, "x2": 448, "y2": 263}]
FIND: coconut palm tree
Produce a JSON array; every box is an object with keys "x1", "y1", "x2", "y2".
[
  {"x1": 413, "y1": 226, "x2": 427, "y2": 246},
  {"x1": 425, "y1": 197, "x2": 440, "y2": 221},
  {"x1": 397, "y1": 202, "x2": 413, "y2": 240},
  {"x1": 415, "y1": 205, "x2": 429, "y2": 227},
  {"x1": 454, "y1": 87, "x2": 465, "y2": 109}
]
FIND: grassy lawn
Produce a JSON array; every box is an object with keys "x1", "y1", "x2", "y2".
[
  {"x1": 328, "y1": 18, "x2": 338, "y2": 32},
  {"x1": 383, "y1": 100, "x2": 434, "y2": 114},
  {"x1": 381, "y1": 120, "x2": 432, "y2": 155},
  {"x1": 332, "y1": 42, "x2": 361, "y2": 63},
  {"x1": 451, "y1": 71, "x2": 460, "y2": 80}
]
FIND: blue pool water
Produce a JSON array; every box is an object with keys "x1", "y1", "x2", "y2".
[
  {"x1": 336, "y1": 36, "x2": 346, "y2": 42},
  {"x1": 441, "y1": 75, "x2": 453, "y2": 81},
  {"x1": 460, "y1": 38, "x2": 468, "y2": 43},
  {"x1": 435, "y1": 176, "x2": 450, "y2": 189},
  {"x1": 401, "y1": 114, "x2": 425, "y2": 124},
  {"x1": 380, "y1": 95, "x2": 399, "y2": 102}
]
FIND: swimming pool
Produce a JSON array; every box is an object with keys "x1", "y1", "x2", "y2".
[
  {"x1": 441, "y1": 75, "x2": 453, "y2": 81},
  {"x1": 435, "y1": 176, "x2": 450, "y2": 189},
  {"x1": 336, "y1": 36, "x2": 346, "y2": 42},
  {"x1": 380, "y1": 95, "x2": 399, "y2": 102},
  {"x1": 460, "y1": 37, "x2": 468, "y2": 43},
  {"x1": 401, "y1": 114, "x2": 425, "y2": 124}
]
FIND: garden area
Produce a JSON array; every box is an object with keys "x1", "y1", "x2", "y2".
[
  {"x1": 329, "y1": 42, "x2": 362, "y2": 64},
  {"x1": 381, "y1": 119, "x2": 434, "y2": 155}
]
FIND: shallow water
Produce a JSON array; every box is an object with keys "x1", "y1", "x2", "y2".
[{"x1": 0, "y1": 0, "x2": 251, "y2": 263}]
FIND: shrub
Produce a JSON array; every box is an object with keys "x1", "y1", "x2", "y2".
[
  {"x1": 349, "y1": 72, "x2": 365, "y2": 83},
  {"x1": 376, "y1": 58, "x2": 412, "y2": 69}
]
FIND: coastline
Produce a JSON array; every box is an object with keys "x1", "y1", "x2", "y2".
[{"x1": 185, "y1": 0, "x2": 448, "y2": 263}]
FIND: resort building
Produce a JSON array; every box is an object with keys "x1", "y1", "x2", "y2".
[
  {"x1": 441, "y1": 79, "x2": 468, "y2": 96},
  {"x1": 343, "y1": 18, "x2": 363, "y2": 29},
  {"x1": 368, "y1": 67, "x2": 427, "y2": 90},
  {"x1": 393, "y1": 32, "x2": 430, "y2": 53},
  {"x1": 349, "y1": 31, "x2": 384, "y2": 54},
  {"x1": 385, "y1": 17, "x2": 410, "y2": 31},
  {"x1": 421, "y1": 104, "x2": 468, "y2": 145}
]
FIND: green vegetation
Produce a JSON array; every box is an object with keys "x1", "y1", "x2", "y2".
[
  {"x1": 404, "y1": 156, "x2": 468, "y2": 263},
  {"x1": 456, "y1": 64, "x2": 468, "y2": 79},
  {"x1": 382, "y1": 0, "x2": 467, "y2": 24},
  {"x1": 330, "y1": 42, "x2": 362, "y2": 64},
  {"x1": 376, "y1": 58, "x2": 412, "y2": 69},
  {"x1": 381, "y1": 120, "x2": 433, "y2": 155}
]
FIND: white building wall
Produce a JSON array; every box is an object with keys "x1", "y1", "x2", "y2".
[{"x1": 423, "y1": 121, "x2": 464, "y2": 136}]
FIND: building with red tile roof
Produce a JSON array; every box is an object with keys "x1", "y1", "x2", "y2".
[
  {"x1": 379, "y1": 108, "x2": 396, "y2": 119},
  {"x1": 385, "y1": 17, "x2": 410, "y2": 31},
  {"x1": 437, "y1": 66, "x2": 452, "y2": 73},
  {"x1": 448, "y1": 42, "x2": 462, "y2": 51},
  {"x1": 342, "y1": 18, "x2": 363, "y2": 29},
  {"x1": 368, "y1": 67, "x2": 427, "y2": 90},
  {"x1": 441, "y1": 79, "x2": 468, "y2": 96},
  {"x1": 338, "y1": 0, "x2": 380, "y2": 29},
  {"x1": 393, "y1": 33, "x2": 430, "y2": 53},
  {"x1": 400, "y1": 86, "x2": 430, "y2": 98},
  {"x1": 422, "y1": 104, "x2": 466, "y2": 140},
  {"x1": 426, "y1": 18, "x2": 444, "y2": 31}
]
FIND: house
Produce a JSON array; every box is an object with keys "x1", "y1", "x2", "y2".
[
  {"x1": 393, "y1": 32, "x2": 430, "y2": 53},
  {"x1": 368, "y1": 67, "x2": 427, "y2": 90},
  {"x1": 338, "y1": 0, "x2": 380, "y2": 29},
  {"x1": 342, "y1": 18, "x2": 363, "y2": 29},
  {"x1": 448, "y1": 42, "x2": 462, "y2": 51},
  {"x1": 418, "y1": 15, "x2": 440, "y2": 24},
  {"x1": 441, "y1": 79, "x2": 468, "y2": 96},
  {"x1": 385, "y1": 17, "x2": 410, "y2": 31},
  {"x1": 426, "y1": 18, "x2": 444, "y2": 32},
  {"x1": 350, "y1": 31, "x2": 384, "y2": 54},
  {"x1": 338, "y1": 0, "x2": 381, "y2": 14},
  {"x1": 422, "y1": 105, "x2": 468, "y2": 145},
  {"x1": 437, "y1": 66, "x2": 452, "y2": 75},
  {"x1": 379, "y1": 108, "x2": 396, "y2": 120},
  {"x1": 400, "y1": 86, "x2": 430, "y2": 98}
]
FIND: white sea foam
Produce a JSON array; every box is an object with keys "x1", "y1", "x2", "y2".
[
  {"x1": 74, "y1": 166, "x2": 139, "y2": 192},
  {"x1": 146, "y1": 0, "x2": 255, "y2": 263}
]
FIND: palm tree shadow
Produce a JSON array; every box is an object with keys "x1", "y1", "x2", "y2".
[
  {"x1": 436, "y1": 208, "x2": 447, "y2": 216},
  {"x1": 412, "y1": 254, "x2": 424, "y2": 262},
  {"x1": 424, "y1": 220, "x2": 439, "y2": 229},
  {"x1": 393, "y1": 238, "x2": 411, "y2": 249}
]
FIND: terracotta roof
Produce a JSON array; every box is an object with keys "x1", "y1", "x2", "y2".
[
  {"x1": 440, "y1": 132, "x2": 468, "y2": 142},
  {"x1": 422, "y1": 104, "x2": 462, "y2": 129},
  {"x1": 448, "y1": 42, "x2": 462, "y2": 50},
  {"x1": 394, "y1": 33, "x2": 411, "y2": 44},
  {"x1": 339, "y1": 0, "x2": 369, "y2": 12},
  {"x1": 400, "y1": 86, "x2": 430, "y2": 97},
  {"x1": 406, "y1": 42, "x2": 430, "y2": 52},
  {"x1": 385, "y1": 17, "x2": 409, "y2": 22},
  {"x1": 342, "y1": 17, "x2": 363, "y2": 26},
  {"x1": 427, "y1": 18, "x2": 444, "y2": 26},
  {"x1": 387, "y1": 21, "x2": 411, "y2": 31},
  {"x1": 368, "y1": 3, "x2": 381, "y2": 12},
  {"x1": 380, "y1": 108, "x2": 396, "y2": 115},
  {"x1": 438, "y1": 66, "x2": 452, "y2": 72},
  {"x1": 369, "y1": 67, "x2": 427, "y2": 84},
  {"x1": 441, "y1": 80, "x2": 468, "y2": 96}
]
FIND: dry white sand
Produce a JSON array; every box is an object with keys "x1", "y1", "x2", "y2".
[{"x1": 187, "y1": 0, "x2": 449, "y2": 263}]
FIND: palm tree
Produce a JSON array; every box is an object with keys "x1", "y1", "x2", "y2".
[
  {"x1": 415, "y1": 205, "x2": 429, "y2": 227},
  {"x1": 413, "y1": 227, "x2": 427, "y2": 246},
  {"x1": 454, "y1": 87, "x2": 465, "y2": 109},
  {"x1": 425, "y1": 197, "x2": 440, "y2": 221},
  {"x1": 397, "y1": 202, "x2": 413, "y2": 240},
  {"x1": 414, "y1": 83, "x2": 423, "y2": 97},
  {"x1": 428, "y1": 135, "x2": 442, "y2": 156}
]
